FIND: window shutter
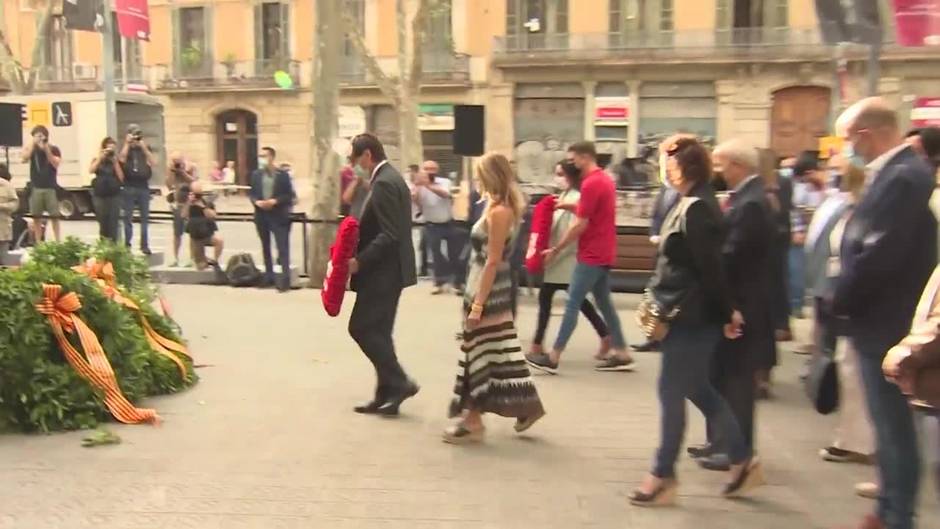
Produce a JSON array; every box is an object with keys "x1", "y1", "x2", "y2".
[
  {"x1": 204, "y1": 6, "x2": 214, "y2": 68},
  {"x1": 254, "y1": 2, "x2": 264, "y2": 64},
  {"x1": 281, "y1": 2, "x2": 291, "y2": 64},
  {"x1": 171, "y1": 8, "x2": 181, "y2": 75}
]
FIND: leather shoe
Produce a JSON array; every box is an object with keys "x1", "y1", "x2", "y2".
[
  {"x1": 687, "y1": 443, "x2": 714, "y2": 459},
  {"x1": 698, "y1": 453, "x2": 731, "y2": 471},
  {"x1": 353, "y1": 400, "x2": 383, "y2": 414},
  {"x1": 376, "y1": 382, "x2": 420, "y2": 417},
  {"x1": 631, "y1": 340, "x2": 660, "y2": 352}
]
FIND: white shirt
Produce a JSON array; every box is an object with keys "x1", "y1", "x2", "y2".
[
  {"x1": 865, "y1": 143, "x2": 911, "y2": 188},
  {"x1": 415, "y1": 177, "x2": 453, "y2": 223},
  {"x1": 370, "y1": 160, "x2": 388, "y2": 183},
  {"x1": 806, "y1": 191, "x2": 848, "y2": 249}
]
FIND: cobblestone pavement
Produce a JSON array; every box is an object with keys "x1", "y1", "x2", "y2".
[{"x1": 1, "y1": 284, "x2": 937, "y2": 529}]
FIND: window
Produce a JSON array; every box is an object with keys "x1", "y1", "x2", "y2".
[
  {"x1": 659, "y1": 0, "x2": 673, "y2": 32},
  {"x1": 255, "y1": 2, "x2": 290, "y2": 71},
  {"x1": 42, "y1": 15, "x2": 73, "y2": 81},
  {"x1": 505, "y1": 0, "x2": 568, "y2": 49},
  {"x1": 770, "y1": 0, "x2": 788, "y2": 28},
  {"x1": 112, "y1": 12, "x2": 142, "y2": 82},
  {"x1": 426, "y1": 0, "x2": 453, "y2": 52},
  {"x1": 716, "y1": 0, "x2": 732, "y2": 30},
  {"x1": 344, "y1": 0, "x2": 365, "y2": 56},
  {"x1": 175, "y1": 6, "x2": 210, "y2": 77}
]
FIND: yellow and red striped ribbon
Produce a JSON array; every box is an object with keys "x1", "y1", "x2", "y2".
[
  {"x1": 72, "y1": 260, "x2": 191, "y2": 380},
  {"x1": 35, "y1": 284, "x2": 159, "y2": 425}
]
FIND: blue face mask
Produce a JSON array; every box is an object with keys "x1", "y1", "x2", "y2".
[
  {"x1": 779, "y1": 167, "x2": 794, "y2": 179},
  {"x1": 843, "y1": 144, "x2": 866, "y2": 169}
]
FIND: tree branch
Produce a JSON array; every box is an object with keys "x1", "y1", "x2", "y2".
[
  {"x1": 407, "y1": 0, "x2": 435, "y2": 94},
  {"x1": 341, "y1": 10, "x2": 399, "y2": 102}
]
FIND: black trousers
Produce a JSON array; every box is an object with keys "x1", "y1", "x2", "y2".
[
  {"x1": 349, "y1": 285, "x2": 409, "y2": 400},
  {"x1": 533, "y1": 282, "x2": 609, "y2": 345},
  {"x1": 254, "y1": 212, "x2": 291, "y2": 289},
  {"x1": 93, "y1": 195, "x2": 121, "y2": 243},
  {"x1": 706, "y1": 337, "x2": 756, "y2": 451}
]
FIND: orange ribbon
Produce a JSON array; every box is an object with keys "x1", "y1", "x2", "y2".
[
  {"x1": 35, "y1": 284, "x2": 159, "y2": 425},
  {"x1": 72, "y1": 259, "x2": 192, "y2": 380}
]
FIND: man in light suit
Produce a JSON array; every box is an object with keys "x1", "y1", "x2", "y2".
[
  {"x1": 347, "y1": 133, "x2": 419, "y2": 417},
  {"x1": 691, "y1": 139, "x2": 776, "y2": 471},
  {"x1": 833, "y1": 98, "x2": 938, "y2": 529}
]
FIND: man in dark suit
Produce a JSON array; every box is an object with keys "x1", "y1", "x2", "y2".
[
  {"x1": 833, "y1": 98, "x2": 937, "y2": 529},
  {"x1": 347, "y1": 133, "x2": 419, "y2": 417},
  {"x1": 250, "y1": 146, "x2": 295, "y2": 292},
  {"x1": 692, "y1": 139, "x2": 776, "y2": 471}
]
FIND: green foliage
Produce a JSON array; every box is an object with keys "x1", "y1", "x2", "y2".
[{"x1": 0, "y1": 241, "x2": 196, "y2": 433}]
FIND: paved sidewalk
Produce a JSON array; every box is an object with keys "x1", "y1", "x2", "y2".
[{"x1": 1, "y1": 285, "x2": 937, "y2": 529}]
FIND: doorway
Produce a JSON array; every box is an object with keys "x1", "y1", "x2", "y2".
[
  {"x1": 770, "y1": 86, "x2": 831, "y2": 158},
  {"x1": 216, "y1": 110, "x2": 259, "y2": 187}
]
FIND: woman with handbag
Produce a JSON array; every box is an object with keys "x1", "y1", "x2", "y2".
[
  {"x1": 629, "y1": 137, "x2": 762, "y2": 506},
  {"x1": 529, "y1": 161, "x2": 610, "y2": 360}
]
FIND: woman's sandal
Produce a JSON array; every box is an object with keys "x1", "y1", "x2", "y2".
[
  {"x1": 443, "y1": 423, "x2": 485, "y2": 445},
  {"x1": 514, "y1": 410, "x2": 546, "y2": 433},
  {"x1": 628, "y1": 479, "x2": 678, "y2": 507}
]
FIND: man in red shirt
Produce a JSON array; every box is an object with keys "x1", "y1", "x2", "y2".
[{"x1": 526, "y1": 141, "x2": 634, "y2": 374}]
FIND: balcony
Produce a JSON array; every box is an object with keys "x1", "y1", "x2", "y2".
[
  {"x1": 492, "y1": 27, "x2": 937, "y2": 66},
  {"x1": 421, "y1": 51, "x2": 471, "y2": 84},
  {"x1": 339, "y1": 57, "x2": 368, "y2": 85},
  {"x1": 33, "y1": 65, "x2": 102, "y2": 92},
  {"x1": 156, "y1": 59, "x2": 302, "y2": 92}
]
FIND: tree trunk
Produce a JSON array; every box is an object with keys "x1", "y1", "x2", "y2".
[
  {"x1": 398, "y1": 89, "x2": 424, "y2": 168},
  {"x1": 307, "y1": 0, "x2": 343, "y2": 286}
]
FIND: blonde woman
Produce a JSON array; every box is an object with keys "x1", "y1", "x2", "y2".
[{"x1": 446, "y1": 152, "x2": 545, "y2": 443}]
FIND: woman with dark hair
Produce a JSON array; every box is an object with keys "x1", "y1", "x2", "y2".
[
  {"x1": 89, "y1": 137, "x2": 125, "y2": 242},
  {"x1": 629, "y1": 137, "x2": 762, "y2": 506},
  {"x1": 529, "y1": 161, "x2": 610, "y2": 359}
]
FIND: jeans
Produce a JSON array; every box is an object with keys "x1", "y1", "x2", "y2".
[
  {"x1": 919, "y1": 408, "x2": 939, "y2": 505},
  {"x1": 122, "y1": 186, "x2": 151, "y2": 250},
  {"x1": 534, "y1": 283, "x2": 608, "y2": 345},
  {"x1": 853, "y1": 336, "x2": 920, "y2": 529},
  {"x1": 788, "y1": 244, "x2": 805, "y2": 313},
  {"x1": 553, "y1": 262, "x2": 626, "y2": 351},
  {"x1": 654, "y1": 322, "x2": 750, "y2": 478},
  {"x1": 425, "y1": 222, "x2": 464, "y2": 288},
  {"x1": 93, "y1": 195, "x2": 121, "y2": 242},
  {"x1": 255, "y1": 212, "x2": 291, "y2": 289}
]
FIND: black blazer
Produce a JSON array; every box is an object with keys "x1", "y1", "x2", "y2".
[
  {"x1": 648, "y1": 182, "x2": 734, "y2": 326},
  {"x1": 833, "y1": 146, "x2": 938, "y2": 350},
  {"x1": 723, "y1": 176, "x2": 777, "y2": 356},
  {"x1": 249, "y1": 168, "x2": 295, "y2": 223},
  {"x1": 350, "y1": 162, "x2": 417, "y2": 292}
]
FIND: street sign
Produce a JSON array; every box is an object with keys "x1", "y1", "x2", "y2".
[
  {"x1": 52, "y1": 102, "x2": 73, "y2": 127},
  {"x1": 26, "y1": 102, "x2": 51, "y2": 130},
  {"x1": 818, "y1": 136, "x2": 845, "y2": 159},
  {"x1": 892, "y1": 0, "x2": 940, "y2": 47}
]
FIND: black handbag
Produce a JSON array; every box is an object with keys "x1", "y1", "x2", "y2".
[{"x1": 805, "y1": 353, "x2": 839, "y2": 414}]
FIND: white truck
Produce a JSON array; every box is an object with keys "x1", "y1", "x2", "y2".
[{"x1": 0, "y1": 91, "x2": 166, "y2": 218}]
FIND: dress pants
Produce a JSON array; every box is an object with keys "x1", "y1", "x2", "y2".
[
  {"x1": 832, "y1": 339, "x2": 875, "y2": 455},
  {"x1": 425, "y1": 221, "x2": 464, "y2": 288},
  {"x1": 854, "y1": 336, "x2": 920, "y2": 529},
  {"x1": 349, "y1": 285, "x2": 409, "y2": 400},
  {"x1": 254, "y1": 212, "x2": 291, "y2": 289},
  {"x1": 93, "y1": 195, "x2": 121, "y2": 242},
  {"x1": 706, "y1": 336, "x2": 756, "y2": 451}
]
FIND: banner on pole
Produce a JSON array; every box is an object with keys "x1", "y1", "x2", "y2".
[
  {"x1": 62, "y1": 0, "x2": 104, "y2": 33},
  {"x1": 892, "y1": 0, "x2": 940, "y2": 47},
  {"x1": 115, "y1": 0, "x2": 151, "y2": 41},
  {"x1": 911, "y1": 97, "x2": 940, "y2": 128}
]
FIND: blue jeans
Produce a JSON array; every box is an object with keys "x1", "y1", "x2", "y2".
[
  {"x1": 788, "y1": 244, "x2": 805, "y2": 313},
  {"x1": 853, "y1": 336, "x2": 920, "y2": 529},
  {"x1": 654, "y1": 322, "x2": 750, "y2": 478},
  {"x1": 255, "y1": 212, "x2": 291, "y2": 289},
  {"x1": 425, "y1": 222, "x2": 464, "y2": 288},
  {"x1": 122, "y1": 186, "x2": 151, "y2": 250},
  {"x1": 920, "y1": 408, "x2": 940, "y2": 505},
  {"x1": 553, "y1": 262, "x2": 626, "y2": 351}
]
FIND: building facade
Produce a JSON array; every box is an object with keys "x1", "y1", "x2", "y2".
[{"x1": 3, "y1": 0, "x2": 939, "y2": 187}]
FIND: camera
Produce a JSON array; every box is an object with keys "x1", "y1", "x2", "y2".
[
  {"x1": 103, "y1": 148, "x2": 115, "y2": 161},
  {"x1": 132, "y1": 132, "x2": 143, "y2": 142}
]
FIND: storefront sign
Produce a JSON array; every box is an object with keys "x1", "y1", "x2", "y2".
[
  {"x1": 338, "y1": 105, "x2": 366, "y2": 139},
  {"x1": 818, "y1": 136, "x2": 844, "y2": 158},
  {"x1": 892, "y1": 0, "x2": 940, "y2": 46},
  {"x1": 115, "y1": 0, "x2": 150, "y2": 41},
  {"x1": 418, "y1": 104, "x2": 455, "y2": 131},
  {"x1": 911, "y1": 97, "x2": 940, "y2": 127},
  {"x1": 594, "y1": 97, "x2": 630, "y2": 126}
]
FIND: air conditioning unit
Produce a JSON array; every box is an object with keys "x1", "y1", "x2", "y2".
[{"x1": 72, "y1": 63, "x2": 97, "y2": 80}]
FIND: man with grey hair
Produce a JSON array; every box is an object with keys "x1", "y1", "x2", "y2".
[
  {"x1": 832, "y1": 97, "x2": 936, "y2": 529},
  {"x1": 690, "y1": 139, "x2": 776, "y2": 472}
]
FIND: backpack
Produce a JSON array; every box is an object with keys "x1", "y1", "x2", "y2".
[
  {"x1": 122, "y1": 147, "x2": 153, "y2": 185},
  {"x1": 225, "y1": 253, "x2": 262, "y2": 287}
]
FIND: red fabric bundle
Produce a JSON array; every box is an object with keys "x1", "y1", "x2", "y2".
[
  {"x1": 321, "y1": 216, "x2": 360, "y2": 317},
  {"x1": 525, "y1": 194, "x2": 557, "y2": 274}
]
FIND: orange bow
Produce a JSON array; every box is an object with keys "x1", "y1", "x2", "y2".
[
  {"x1": 35, "y1": 284, "x2": 159, "y2": 425},
  {"x1": 73, "y1": 259, "x2": 192, "y2": 380}
]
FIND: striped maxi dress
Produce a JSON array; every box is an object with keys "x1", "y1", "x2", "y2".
[{"x1": 449, "y1": 215, "x2": 545, "y2": 419}]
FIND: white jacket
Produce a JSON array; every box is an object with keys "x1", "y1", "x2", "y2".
[{"x1": 0, "y1": 178, "x2": 19, "y2": 242}]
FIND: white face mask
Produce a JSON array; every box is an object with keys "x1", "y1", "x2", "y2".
[
  {"x1": 258, "y1": 157, "x2": 269, "y2": 169},
  {"x1": 554, "y1": 175, "x2": 569, "y2": 191}
]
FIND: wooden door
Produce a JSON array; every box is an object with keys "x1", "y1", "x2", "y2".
[
  {"x1": 770, "y1": 86, "x2": 831, "y2": 158},
  {"x1": 216, "y1": 110, "x2": 259, "y2": 187}
]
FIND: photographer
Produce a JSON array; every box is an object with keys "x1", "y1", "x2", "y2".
[
  {"x1": 166, "y1": 152, "x2": 197, "y2": 267},
  {"x1": 184, "y1": 181, "x2": 223, "y2": 270},
  {"x1": 89, "y1": 137, "x2": 125, "y2": 242},
  {"x1": 20, "y1": 125, "x2": 62, "y2": 243},
  {"x1": 119, "y1": 124, "x2": 156, "y2": 255}
]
